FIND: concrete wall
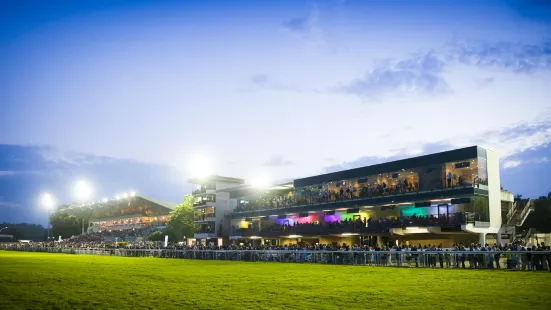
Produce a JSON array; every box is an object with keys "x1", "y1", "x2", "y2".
[{"x1": 486, "y1": 150, "x2": 502, "y2": 229}]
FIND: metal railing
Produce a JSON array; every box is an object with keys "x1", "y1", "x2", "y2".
[
  {"x1": 232, "y1": 180, "x2": 479, "y2": 215},
  {"x1": 2, "y1": 246, "x2": 550, "y2": 270}
]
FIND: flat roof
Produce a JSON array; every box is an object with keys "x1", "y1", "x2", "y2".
[
  {"x1": 188, "y1": 175, "x2": 246, "y2": 185},
  {"x1": 59, "y1": 194, "x2": 178, "y2": 213},
  {"x1": 294, "y1": 146, "x2": 486, "y2": 187}
]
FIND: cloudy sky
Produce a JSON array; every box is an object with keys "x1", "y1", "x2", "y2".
[{"x1": 1, "y1": 0, "x2": 550, "y2": 225}]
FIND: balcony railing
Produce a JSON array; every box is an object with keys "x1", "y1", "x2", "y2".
[
  {"x1": 193, "y1": 199, "x2": 216, "y2": 207},
  {"x1": 231, "y1": 212, "x2": 483, "y2": 237},
  {"x1": 192, "y1": 186, "x2": 216, "y2": 195},
  {"x1": 195, "y1": 214, "x2": 216, "y2": 221},
  {"x1": 232, "y1": 180, "x2": 480, "y2": 215}
]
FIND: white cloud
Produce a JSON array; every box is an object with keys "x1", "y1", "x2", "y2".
[{"x1": 503, "y1": 160, "x2": 522, "y2": 169}]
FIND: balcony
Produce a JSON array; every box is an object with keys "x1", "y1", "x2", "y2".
[
  {"x1": 194, "y1": 213, "x2": 216, "y2": 222},
  {"x1": 192, "y1": 186, "x2": 216, "y2": 196},
  {"x1": 231, "y1": 212, "x2": 480, "y2": 238},
  {"x1": 194, "y1": 226, "x2": 218, "y2": 239},
  {"x1": 193, "y1": 197, "x2": 216, "y2": 207},
  {"x1": 231, "y1": 183, "x2": 481, "y2": 218}
]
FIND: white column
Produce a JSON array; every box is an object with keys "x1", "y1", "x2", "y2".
[
  {"x1": 377, "y1": 236, "x2": 383, "y2": 247},
  {"x1": 497, "y1": 232, "x2": 502, "y2": 245},
  {"x1": 479, "y1": 233, "x2": 486, "y2": 245}
]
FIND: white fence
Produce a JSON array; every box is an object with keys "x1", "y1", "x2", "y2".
[{"x1": 2, "y1": 246, "x2": 551, "y2": 270}]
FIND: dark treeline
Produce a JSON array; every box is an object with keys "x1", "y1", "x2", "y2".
[{"x1": 0, "y1": 223, "x2": 46, "y2": 241}]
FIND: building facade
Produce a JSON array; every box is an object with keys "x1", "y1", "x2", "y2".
[
  {"x1": 189, "y1": 175, "x2": 245, "y2": 245},
  {"x1": 208, "y1": 146, "x2": 512, "y2": 248}
]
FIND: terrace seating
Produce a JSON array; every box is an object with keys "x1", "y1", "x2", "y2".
[{"x1": 233, "y1": 213, "x2": 468, "y2": 237}]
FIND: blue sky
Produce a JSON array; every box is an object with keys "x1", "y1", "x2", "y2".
[{"x1": 1, "y1": 0, "x2": 550, "y2": 225}]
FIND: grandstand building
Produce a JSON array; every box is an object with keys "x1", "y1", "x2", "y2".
[
  {"x1": 60, "y1": 194, "x2": 177, "y2": 240},
  {"x1": 188, "y1": 175, "x2": 245, "y2": 245},
  {"x1": 207, "y1": 146, "x2": 515, "y2": 248}
]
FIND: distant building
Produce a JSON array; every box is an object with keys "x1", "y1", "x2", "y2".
[{"x1": 60, "y1": 194, "x2": 177, "y2": 238}]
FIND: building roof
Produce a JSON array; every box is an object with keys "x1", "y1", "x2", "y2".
[
  {"x1": 59, "y1": 194, "x2": 178, "y2": 213},
  {"x1": 136, "y1": 194, "x2": 178, "y2": 210},
  {"x1": 188, "y1": 175, "x2": 245, "y2": 185}
]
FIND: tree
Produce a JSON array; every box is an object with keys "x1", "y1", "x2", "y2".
[
  {"x1": 148, "y1": 230, "x2": 165, "y2": 241},
  {"x1": 50, "y1": 212, "x2": 87, "y2": 239},
  {"x1": 0, "y1": 223, "x2": 45, "y2": 241},
  {"x1": 523, "y1": 194, "x2": 551, "y2": 233},
  {"x1": 165, "y1": 195, "x2": 195, "y2": 242}
]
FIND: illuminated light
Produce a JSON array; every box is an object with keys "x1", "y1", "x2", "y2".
[
  {"x1": 130, "y1": 192, "x2": 136, "y2": 197},
  {"x1": 116, "y1": 195, "x2": 121, "y2": 200},
  {"x1": 42, "y1": 193, "x2": 55, "y2": 210},
  {"x1": 102, "y1": 198, "x2": 108, "y2": 203},
  {"x1": 288, "y1": 235, "x2": 302, "y2": 238},
  {"x1": 341, "y1": 233, "x2": 359, "y2": 236},
  {"x1": 249, "y1": 236, "x2": 262, "y2": 239},
  {"x1": 188, "y1": 153, "x2": 213, "y2": 179},
  {"x1": 251, "y1": 175, "x2": 270, "y2": 188},
  {"x1": 404, "y1": 227, "x2": 430, "y2": 234},
  {"x1": 74, "y1": 180, "x2": 93, "y2": 202},
  {"x1": 123, "y1": 193, "x2": 129, "y2": 198}
]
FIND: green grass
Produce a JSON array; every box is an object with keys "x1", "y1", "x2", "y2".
[{"x1": 1, "y1": 251, "x2": 550, "y2": 309}]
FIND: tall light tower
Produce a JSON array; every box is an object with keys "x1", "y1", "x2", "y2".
[
  {"x1": 74, "y1": 180, "x2": 93, "y2": 235},
  {"x1": 42, "y1": 193, "x2": 55, "y2": 241}
]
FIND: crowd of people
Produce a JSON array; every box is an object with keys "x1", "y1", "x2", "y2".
[
  {"x1": 233, "y1": 176, "x2": 477, "y2": 213},
  {"x1": 2, "y1": 238, "x2": 550, "y2": 271},
  {"x1": 233, "y1": 213, "x2": 469, "y2": 236}
]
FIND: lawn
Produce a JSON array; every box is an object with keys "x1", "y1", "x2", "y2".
[{"x1": 1, "y1": 251, "x2": 550, "y2": 309}]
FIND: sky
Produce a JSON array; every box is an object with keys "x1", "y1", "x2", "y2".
[{"x1": 1, "y1": 0, "x2": 551, "y2": 225}]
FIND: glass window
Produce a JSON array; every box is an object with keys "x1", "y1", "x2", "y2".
[
  {"x1": 477, "y1": 157, "x2": 488, "y2": 188},
  {"x1": 444, "y1": 158, "x2": 478, "y2": 188}
]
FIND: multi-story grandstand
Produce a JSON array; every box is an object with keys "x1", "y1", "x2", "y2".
[
  {"x1": 189, "y1": 176, "x2": 245, "y2": 245},
  {"x1": 190, "y1": 146, "x2": 517, "y2": 248},
  {"x1": 58, "y1": 194, "x2": 177, "y2": 241}
]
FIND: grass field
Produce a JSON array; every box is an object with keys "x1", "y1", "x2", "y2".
[{"x1": 1, "y1": 251, "x2": 550, "y2": 309}]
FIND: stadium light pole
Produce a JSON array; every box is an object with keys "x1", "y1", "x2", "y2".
[
  {"x1": 0, "y1": 227, "x2": 8, "y2": 233},
  {"x1": 74, "y1": 180, "x2": 93, "y2": 235},
  {"x1": 42, "y1": 193, "x2": 55, "y2": 241}
]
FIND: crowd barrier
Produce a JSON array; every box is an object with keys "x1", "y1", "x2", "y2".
[{"x1": 2, "y1": 246, "x2": 551, "y2": 270}]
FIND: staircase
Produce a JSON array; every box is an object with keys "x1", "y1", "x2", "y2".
[
  {"x1": 506, "y1": 199, "x2": 535, "y2": 227},
  {"x1": 513, "y1": 227, "x2": 536, "y2": 245}
]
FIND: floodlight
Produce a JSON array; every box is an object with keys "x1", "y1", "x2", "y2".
[
  {"x1": 102, "y1": 198, "x2": 108, "y2": 203},
  {"x1": 42, "y1": 193, "x2": 55, "y2": 210},
  {"x1": 74, "y1": 180, "x2": 92, "y2": 202},
  {"x1": 123, "y1": 192, "x2": 129, "y2": 198},
  {"x1": 130, "y1": 192, "x2": 136, "y2": 197},
  {"x1": 116, "y1": 195, "x2": 121, "y2": 200},
  {"x1": 251, "y1": 176, "x2": 270, "y2": 188},
  {"x1": 188, "y1": 153, "x2": 212, "y2": 179}
]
